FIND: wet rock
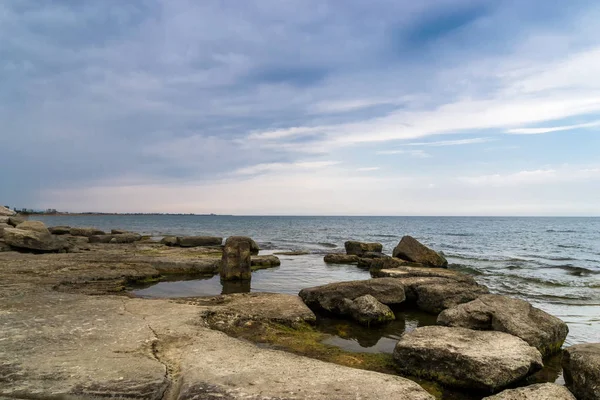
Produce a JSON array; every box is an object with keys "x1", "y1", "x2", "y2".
[
  {"x1": 160, "y1": 235, "x2": 178, "y2": 246},
  {"x1": 16, "y1": 220, "x2": 49, "y2": 234},
  {"x1": 149, "y1": 258, "x2": 220, "y2": 275},
  {"x1": 177, "y1": 235, "x2": 223, "y2": 247},
  {"x1": 345, "y1": 240, "x2": 383, "y2": 256},
  {"x1": 70, "y1": 227, "x2": 106, "y2": 237},
  {"x1": 4, "y1": 227, "x2": 67, "y2": 252},
  {"x1": 349, "y1": 294, "x2": 395, "y2": 325},
  {"x1": 563, "y1": 343, "x2": 600, "y2": 400},
  {"x1": 392, "y1": 235, "x2": 448, "y2": 268},
  {"x1": 49, "y1": 226, "x2": 71, "y2": 235},
  {"x1": 361, "y1": 251, "x2": 388, "y2": 259},
  {"x1": 220, "y1": 236, "x2": 253, "y2": 281},
  {"x1": 0, "y1": 206, "x2": 15, "y2": 216},
  {"x1": 299, "y1": 278, "x2": 406, "y2": 315},
  {"x1": 482, "y1": 383, "x2": 576, "y2": 399},
  {"x1": 248, "y1": 237, "x2": 260, "y2": 255},
  {"x1": 8, "y1": 214, "x2": 27, "y2": 227},
  {"x1": 273, "y1": 250, "x2": 310, "y2": 256},
  {"x1": 414, "y1": 281, "x2": 489, "y2": 314},
  {"x1": 438, "y1": 295, "x2": 569, "y2": 356},
  {"x1": 250, "y1": 255, "x2": 281, "y2": 270},
  {"x1": 324, "y1": 253, "x2": 360, "y2": 264},
  {"x1": 394, "y1": 326, "x2": 543, "y2": 392}
]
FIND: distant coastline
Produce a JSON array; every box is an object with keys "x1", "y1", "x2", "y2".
[{"x1": 13, "y1": 210, "x2": 223, "y2": 217}]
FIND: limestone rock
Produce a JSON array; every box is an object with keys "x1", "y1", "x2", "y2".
[
  {"x1": 161, "y1": 235, "x2": 178, "y2": 246},
  {"x1": 0, "y1": 216, "x2": 9, "y2": 224},
  {"x1": 8, "y1": 214, "x2": 27, "y2": 227},
  {"x1": 0, "y1": 223, "x2": 11, "y2": 238},
  {"x1": 394, "y1": 326, "x2": 543, "y2": 391},
  {"x1": 4, "y1": 227, "x2": 66, "y2": 252},
  {"x1": 414, "y1": 281, "x2": 489, "y2": 314},
  {"x1": 177, "y1": 235, "x2": 223, "y2": 247},
  {"x1": 324, "y1": 253, "x2": 360, "y2": 264},
  {"x1": 89, "y1": 234, "x2": 114, "y2": 244},
  {"x1": 250, "y1": 255, "x2": 281, "y2": 270},
  {"x1": 0, "y1": 206, "x2": 15, "y2": 216},
  {"x1": 70, "y1": 227, "x2": 106, "y2": 237},
  {"x1": 220, "y1": 236, "x2": 253, "y2": 281},
  {"x1": 345, "y1": 240, "x2": 383, "y2": 256},
  {"x1": 111, "y1": 229, "x2": 130, "y2": 235},
  {"x1": 16, "y1": 220, "x2": 49, "y2": 234},
  {"x1": 392, "y1": 235, "x2": 448, "y2": 267},
  {"x1": 370, "y1": 257, "x2": 477, "y2": 284},
  {"x1": 563, "y1": 343, "x2": 600, "y2": 400},
  {"x1": 110, "y1": 233, "x2": 142, "y2": 243},
  {"x1": 483, "y1": 383, "x2": 576, "y2": 399},
  {"x1": 349, "y1": 294, "x2": 395, "y2": 325},
  {"x1": 438, "y1": 295, "x2": 569, "y2": 356},
  {"x1": 299, "y1": 278, "x2": 406, "y2": 315},
  {"x1": 49, "y1": 226, "x2": 71, "y2": 235}
]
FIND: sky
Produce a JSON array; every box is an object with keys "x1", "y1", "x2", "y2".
[{"x1": 1, "y1": 0, "x2": 599, "y2": 216}]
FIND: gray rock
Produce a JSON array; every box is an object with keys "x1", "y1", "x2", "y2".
[
  {"x1": 414, "y1": 281, "x2": 489, "y2": 314},
  {"x1": 110, "y1": 233, "x2": 142, "y2": 243},
  {"x1": 250, "y1": 255, "x2": 281, "y2": 270},
  {"x1": 0, "y1": 206, "x2": 15, "y2": 216},
  {"x1": 4, "y1": 228, "x2": 67, "y2": 252},
  {"x1": 89, "y1": 234, "x2": 114, "y2": 244},
  {"x1": 392, "y1": 235, "x2": 448, "y2": 267},
  {"x1": 349, "y1": 294, "x2": 395, "y2": 325},
  {"x1": 8, "y1": 214, "x2": 27, "y2": 227},
  {"x1": 161, "y1": 235, "x2": 178, "y2": 246},
  {"x1": 177, "y1": 235, "x2": 223, "y2": 247},
  {"x1": 563, "y1": 343, "x2": 600, "y2": 400},
  {"x1": 370, "y1": 257, "x2": 477, "y2": 284},
  {"x1": 361, "y1": 251, "x2": 388, "y2": 259},
  {"x1": 299, "y1": 278, "x2": 406, "y2": 315},
  {"x1": 220, "y1": 236, "x2": 252, "y2": 281},
  {"x1": 438, "y1": 295, "x2": 569, "y2": 356},
  {"x1": 345, "y1": 240, "x2": 383, "y2": 256},
  {"x1": 15, "y1": 220, "x2": 49, "y2": 234},
  {"x1": 111, "y1": 229, "x2": 130, "y2": 235},
  {"x1": 324, "y1": 253, "x2": 360, "y2": 264},
  {"x1": 394, "y1": 326, "x2": 543, "y2": 391},
  {"x1": 70, "y1": 227, "x2": 106, "y2": 237},
  {"x1": 483, "y1": 383, "x2": 576, "y2": 399},
  {"x1": 49, "y1": 226, "x2": 71, "y2": 235}
]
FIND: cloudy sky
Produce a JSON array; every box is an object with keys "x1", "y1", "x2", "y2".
[{"x1": 1, "y1": 0, "x2": 599, "y2": 215}]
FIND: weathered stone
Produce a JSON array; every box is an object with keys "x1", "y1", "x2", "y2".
[
  {"x1": 438, "y1": 295, "x2": 569, "y2": 356},
  {"x1": 361, "y1": 251, "x2": 388, "y2": 259},
  {"x1": 345, "y1": 240, "x2": 383, "y2": 256},
  {"x1": 70, "y1": 227, "x2": 106, "y2": 237},
  {"x1": 299, "y1": 278, "x2": 406, "y2": 315},
  {"x1": 0, "y1": 240, "x2": 12, "y2": 252},
  {"x1": 49, "y1": 226, "x2": 71, "y2": 235},
  {"x1": 563, "y1": 343, "x2": 600, "y2": 400},
  {"x1": 483, "y1": 383, "x2": 576, "y2": 399},
  {"x1": 111, "y1": 229, "x2": 130, "y2": 235},
  {"x1": 273, "y1": 250, "x2": 310, "y2": 256},
  {"x1": 0, "y1": 223, "x2": 11, "y2": 238},
  {"x1": 0, "y1": 216, "x2": 9, "y2": 224},
  {"x1": 0, "y1": 206, "x2": 15, "y2": 216},
  {"x1": 349, "y1": 294, "x2": 395, "y2": 325},
  {"x1": 89, "y1": 234, "x2": 114, "y2": 244},
  {"x1": 149, "y1": 258, "x2": 220, "y2": 275},
  {"x1": 160, "y1": 235, "x2": 178, "y2": 246},
  {"x1": 370, "y1": 257, "x2": 477, "y2": 284},
  {"x1": 220, "y1": 236, "x2": 252, "y2": 281},
  {"x1": 110, "y1": 233, "x2": 142, "y2": 243},
  {"x1": 250, "y1": 255, "x2": 281, "y2": 270},
  {"x1": 8, "y1": 214, "x2": 27, "y2": 227},
  {"x1": 415, "y1": 281, "x2": 489, "y2": 314},
  {"x1": 4, "y1": 228, "x2": 66, "y2": 252},
  {"x1": 16, "y1": 220, "x2": 49, "y2": 234},
  {"x1": 177, "y1": 235, "x2": 223, "y2": 247},
  {"x1": 394, "y1": 326, "x2": 543, "y2": 391},
  {"x1": 392, "y1": 235, "x2": 448, "y2": 268},
  {"x1": 324, "y1": 253, "x2": 360, "y2": 264}
]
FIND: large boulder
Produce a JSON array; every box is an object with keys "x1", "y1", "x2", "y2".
[
  {"x1": 251, "y1": 255, "x2": 281, "y2": 271},
  {"x1": 70, "y1": 227, "x2": 106, "y2": 237},
  {"x1": 349, "y1": 294, "x2": 395, "y2": 325},
  {"x1": 438, "y1": 295, "x2": 569, "y2": 356},
  {"x1": 392, "y1": 236, "x2": 448, "y2": 268},
  {"x1": 299, "y1": 278, "x2": 406, "y2": 315},
  {"x1": 563, "y1": 343, "x2": 600, "y2": 400},
  {"x1": 394, "y1": 326, "x2": 543, "y2": 392},
  {"x1": 177, "y1": 236, "x2": 223, "y2": 247},
  {"x1": 483, "y1": 383, "x2": 576, "y2": 399},
  {"x1": 3, "y1": 227, "x2": 68, "y2": 252},
  {"x1": 220, "y1": 236, "x2": 253, "y2": 281},
  {"x1": 344, "y1": 240, "x2": 383, "y2": 256},
  {"x1": 160, "y1": 236, "x2": 178, "y2": 246},
  {"x1": 49, "y1": 226, "x2": 71, "y2": 235},
  {"x1": 8, "y1": 214, "x2": 27, "y2": 227},
  {"x1": 16, "y1": 220, "x2": 49, "y2": 234},
  {"x1": 413, "y1": 281, "x2": 489, "y2": 314},
  {"x1": 324, "y1": 254, "x2": 360, "y2": 264},
  {"x1": 0, "y1": 206, "x2": 15, "y2": 216}
]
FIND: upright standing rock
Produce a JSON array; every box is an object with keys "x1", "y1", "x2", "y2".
[
  {"x1": 563, "y1": 343, "x2": 600, "y2": 400},
  {"x1": 393, "y1": 236, "x2": 448, "y2": 268},
  {"x1": 220, "y1": 236, "x2": 253, "y2": 281}
]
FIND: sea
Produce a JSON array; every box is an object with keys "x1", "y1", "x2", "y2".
[{"x1": 32, "y1": 215, "x2": 600, "y2": 349}]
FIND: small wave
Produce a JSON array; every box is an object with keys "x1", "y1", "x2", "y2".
[
  {"x1": 551, "y1": 265, "x2": 598, "y2": 276},
  {"x1": 318, "y1": 242, "x2": 338, "y2": 249},
  {"x1": 546, "y1": 229, "x2": 577, "y2": 233},
  {"x1": 506, "y1": 265, "x2": 523, "y2": 270},
  {"x1": 444, "y1": 233, "x2": 476, "y2": 237},
  {"x1": 373, "y1": 234, "x2": 397, "y2": 238},
  {"x1": 558, "y1": 244, "x2": 584, "y2": 249},
  {"x1": 449, "y1": 264, "x2": 484, "y2": 276}
]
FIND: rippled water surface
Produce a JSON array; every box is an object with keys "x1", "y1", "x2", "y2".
[{"x1": 34, "y1": 215, "x2": 600, "y2": 346}]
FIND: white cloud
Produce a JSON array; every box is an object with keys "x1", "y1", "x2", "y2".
[
  {"x1": 356, "y1": 167, "x2": 380, "y2": 172},
  {"x1": 376, "y1": 149, "x2": 432, "y2": 158},
  {"x1": 234, "y1": 160, "x2": 340, "y2": 175},
  {"x1": 405, "y1": 138, "x2": 494, "y2": 146},
  {"x1": 459, "y1": 167, "x2": 600, "y2": 186},
  {"x1": 507, "y1": 120, "x2": 600, "y2": 135}
]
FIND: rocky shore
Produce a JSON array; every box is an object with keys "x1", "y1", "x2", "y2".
[{"x1": 0, "y1": 209, "x2": 598, "y2": 400}]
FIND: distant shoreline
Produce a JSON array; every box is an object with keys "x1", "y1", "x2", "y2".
[{"x1": 24, "y1": 212, "x2": 224, "y2": 217}]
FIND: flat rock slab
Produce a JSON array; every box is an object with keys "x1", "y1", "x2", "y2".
[
  {"x1": 370, "y1": 259, "x2": 478, "y2": 285},
  {"x1": 483, "y1": 383, "x2": 576, "y2": 399},
  {"x1": 250, "y1": 255, "x2": 281, "y2": 270},
  {"x1": 323, "y1": 253, "x2": 360, "y2": 264},
  {"x1": 438, "y1": 294, "x2": 569, "y2": 356},
  {"x1": 394, "y1": 326, "x2": 543, "y2": 392},
  {"x1": 563, "y1": 343, "x2": 600, "y2": 400}
]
